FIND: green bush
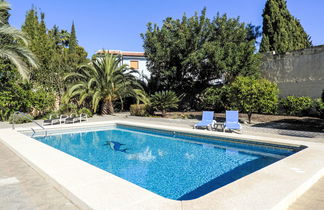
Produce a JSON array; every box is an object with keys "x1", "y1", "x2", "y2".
[
  {"x1": 78, "y1": 107, "x2": 93, "y2": 117},
  {"x1": 8, "y1": 113, "x2": 34, "y2": 124},
  {"x1": 0, "y1": 84, "x2": 32, "y2": 121},
  {"x1": 150, "y1": 91, "x2": 180, "y2": 117},
  {"x1": 130, "y1": 104, "x2": 150, "y2": 116},
  {"x1": 30, "y1": 88, "x2": 55, "y2": 117},
  {"x1": 200, "y1": 86, "x2": 231, "y2": 112},
  {"x1": 58, "y1": 103, "x2": 78, "y2": 115},
  {"x1": 229, "y1": 76, "x2": 279, "y2": 123},
  {"x1": 279, "y1": 96, "x2": 313, "y2": 116}
]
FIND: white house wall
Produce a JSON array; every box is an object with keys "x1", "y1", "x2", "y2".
[{"x1": 122, "y1": 57, "x2": 150, "y2": 79}]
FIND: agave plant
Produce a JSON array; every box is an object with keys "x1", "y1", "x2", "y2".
[
  {"x1": 64, "y1": 53, "x2": 147, "y2": 115},
  {"x1": 150, "y1": 90, "x2": 179, "y2": 117},
  {"x1": 0, "y1": 1, "x2": 37, "y2": 79}
]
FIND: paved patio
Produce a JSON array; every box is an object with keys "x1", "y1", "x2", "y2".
[
  {"x1": 0, "y1": 114, "x2": 323, "y2": 209},
  {"x1": 0, "y1": 141, "x2": 78, "y2": 209}
]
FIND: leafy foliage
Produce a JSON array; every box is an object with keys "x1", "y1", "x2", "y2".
[
  {"x1": 279, "y1": 96, "x2": 313, "y2": 116},
  {"x1": 130, "y1": 104, "x2": 151, "y2": 116},
  {"x1": 21, "y1": 8, "x2": 88, "y2": 100},
  {"x1": 141, "y1": 9, "x2": 260, "y2": 109},
  {"x1": 0, "y1": 76, "x2": 54, "y2": 121},
  {"x1": 200, "y1": 86, "x2": 231, "y2": 112},
  {"x1": 78, "y1": 107, "x2": 93, "y2": 117},
  {"x1": 260, "y1": 0, "x2": 312, "y2": 54},
  {"x1": 8, "y1": 113, "x2": 33, "y2": 124},
  {"x1": 0, "y1": 1, "x2": 37, "y2": 79},
  {"x1": 58, "y1": 103, "x2": 78, "y2": 115},
  {"x1": 150, "y1": 91, "x2": 179, "y2": 117},
  {"x1": 64, "y1": 53, "x2": 146, "y2": 115},
  {"x1": 229, "y1": 76, "x2": 279, "y2": 123},
  {"x1": 30, "y1": 88, "x2": 55, "y2": 115}
]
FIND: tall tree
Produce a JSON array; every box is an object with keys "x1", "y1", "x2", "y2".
[
  {"x1": 21, "y1": 8, "x2": 88, "y2": 105},
  {"x1": 141, "y1": 9, "x2": 260, "y2": 108},
  {"x1": 260, "y1": 0, "x2": 312, "y2": 54},
  {"x1": 0, "y1": 1, "x2": 37, "y2": 79},
  {"x1": 67, "y1": 21, "x2": 88, "y2": 70},
  {"x1": 22, "y1": 9, "x2": 55, "y2": 84},
  {"x1": 68, "y1": 21, "x2": 77, "y2": 54}
]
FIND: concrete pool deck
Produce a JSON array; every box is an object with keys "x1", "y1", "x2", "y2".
[{"x1": 0, "y1": 116, "x2": 324, "y2": 209}]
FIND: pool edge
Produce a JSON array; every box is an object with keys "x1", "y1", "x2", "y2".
[{"x1": 1, "y1": 120, "x2": 324, "y2": 210}]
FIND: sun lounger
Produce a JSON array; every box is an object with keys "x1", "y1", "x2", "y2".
[
  {"x1": 42, "y1": 115, "x2": 60, "y2": 126},
  {"x1": 64, "y1": 114, "x2": 80, "y2": 124},
  {"x1": 194, "y1": 111, "x2": 216, "y2": 130},
  {"x1": 59, "y1": 115, "x2": 69, "y2": 124},
  {"x1": 223, "y1": 110, "x2": 241, "y2": 132},
  {"x1": 79, "y1": 113, "x2": 88, "y2": 122}
]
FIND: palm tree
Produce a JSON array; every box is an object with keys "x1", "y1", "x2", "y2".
[
  {"x1": 64, "y1": 53, "x2": 147, "y2": 115},
  {"x1": 0, "y1": 1, "x2": 37, "y2": 79},
  {"x1": 150, "y1": 90, "x2": 179, "y2": 117}
]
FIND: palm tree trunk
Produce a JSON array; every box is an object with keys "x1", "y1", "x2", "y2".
[{"x1": 101, "y1": 99, "x2": 114, "y2": 115}]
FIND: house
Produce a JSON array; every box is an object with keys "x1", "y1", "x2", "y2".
[{"x1": 96, "y1": 50, "x2": 150, "y2": 80}]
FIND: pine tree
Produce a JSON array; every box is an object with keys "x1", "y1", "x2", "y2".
[
  {"x1": 260, "y1": 0, "x2": 312, "y2": 54},
  {"x1": 22, "y1": 10, "x2": 55, "y2": 84},
  {"x1": 68, "y1": 21, "x2": 77, "y2": 54}
]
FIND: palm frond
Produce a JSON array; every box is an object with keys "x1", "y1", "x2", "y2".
[
  {"x1": 0, "y1": 25, "x2": 29, "y2": 45},
  {"x1": 0, "y1": 46, "x2": 37, "y2": 79}
]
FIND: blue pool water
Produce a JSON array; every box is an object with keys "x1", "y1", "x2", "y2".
[{"x1": 33, "y1": 125, "x2": 301, "y2": 200}]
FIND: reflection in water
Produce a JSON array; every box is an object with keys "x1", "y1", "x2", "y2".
[
  {"x1": 127, "y1": 147, "x2": 156, "y2": 162},
  {"x1": 158, "y1": 149, "x2": 165, "y2": 157},
  {"x1": 184, "y1": 152, "x2": 195, "y2": 160}
]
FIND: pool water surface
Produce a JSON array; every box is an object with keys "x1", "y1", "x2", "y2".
[{"x1": 34, "y1": 125, "x2": 299, "y2": 200}]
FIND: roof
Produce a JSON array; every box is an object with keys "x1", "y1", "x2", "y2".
[{"x1": 97, "y1": 50, "x2": 145, "y2": 57}]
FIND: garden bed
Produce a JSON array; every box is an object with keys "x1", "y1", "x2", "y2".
[{"x1": 154, "y1": 112, "x2": 324, "y2": 133}]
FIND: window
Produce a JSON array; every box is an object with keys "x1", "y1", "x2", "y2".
[{"x1": 130, "y1": 61, "x2": 139, "y2": 69}]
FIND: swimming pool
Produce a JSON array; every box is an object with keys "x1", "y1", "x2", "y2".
[{"x1": 31, "y1": 124, "x2": 303, "y2": 201}]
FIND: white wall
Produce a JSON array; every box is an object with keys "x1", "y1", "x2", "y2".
[{"x1": 122, "y1": 57, "x2": 150, "y2": 80}]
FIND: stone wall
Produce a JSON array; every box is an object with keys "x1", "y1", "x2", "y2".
[{"x1": 261, "y1": 45, "x2": 324, "y2": 98}]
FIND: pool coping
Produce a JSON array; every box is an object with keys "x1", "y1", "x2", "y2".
[{"x1": 0, "y1": 120, "x2": 324, "y2": 209}]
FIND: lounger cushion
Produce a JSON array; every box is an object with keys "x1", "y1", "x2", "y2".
[
  {"x1": 195, "y1": 120, "x2": 214, "y2": 127},
  {"x1": 224, "y1": 122, "x2": 241, "y2": 130}
]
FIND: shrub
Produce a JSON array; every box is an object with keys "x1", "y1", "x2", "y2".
[
  {"x1": 150, "y1": 91, "x2": 180, "y2": 117},
  {"x1": 130, "y1": 104, "x2": 150, "y2": 116},
  {"x1": 229, "y1": 76, "x2": 279, "y2": 123},
  {"x1": 78, "y1": 107, "x2": 93, "y2": 117},
  {"x1": 8, "y1": 113, "x2": 33, "y2": 124},
  {"x1": 0, "y1": 84, "x2": 32, "y2": 121},
  {"x1": 58, "y1": 103, "x2": 78, "y2": 115},
  {"x1": 200, "y1": 86, "x2": 231, "y2": 112},
  {"x1": 279, "y1": 96, "x2": 313, "y2": 116},
  {"x1": 30, "y1": 88, "x2": 55, "y2": 117}
]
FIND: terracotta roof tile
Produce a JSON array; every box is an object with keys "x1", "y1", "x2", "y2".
[{"x1": 97, "y1": 50, "x2": 145, "y2": 57}]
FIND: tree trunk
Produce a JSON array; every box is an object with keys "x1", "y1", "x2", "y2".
[
  {"x1": 161, "y1": 109, "x2": 166, "y2": 117},
  {"x1": 101, "y1": 99, "x2": 114, "y2": 115},
  {"x1": 248, "y1": 111, "x2": 252, "y2": 124},
  {"x1": 54, "y1": 94, "x2": 61, "y2": 111}
]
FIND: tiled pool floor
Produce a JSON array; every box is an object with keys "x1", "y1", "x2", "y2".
[{"x1": 0, "y1": 141, "x2": 78, "y2": 210}]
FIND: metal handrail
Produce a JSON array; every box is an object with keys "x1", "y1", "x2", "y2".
[{"x1": 12, "y1": 111, "x2": 48, "y2": 136}]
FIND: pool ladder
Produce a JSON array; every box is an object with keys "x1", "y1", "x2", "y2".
[{"x1": 12, "y1": 111, "x2": 48, "y2": 137}]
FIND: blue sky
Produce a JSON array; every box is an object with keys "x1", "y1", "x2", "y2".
[{"x1": 8, "y1": 0, "x2": 324, "y2": 56}]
